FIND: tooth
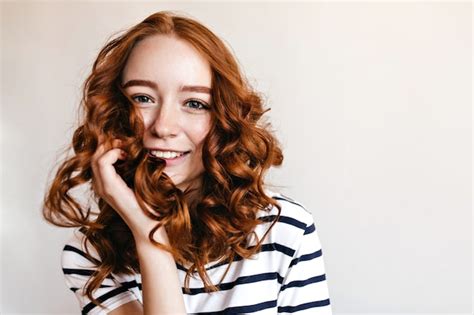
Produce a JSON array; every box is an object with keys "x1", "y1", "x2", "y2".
[{"x1": 150, "y1": 150, "x2": 187, "y2": 158}]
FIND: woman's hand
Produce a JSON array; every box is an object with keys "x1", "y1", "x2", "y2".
[
  {"x1": 90, "y1": 136, "x2": 168, "y2": 245},
  {"x1": 91, "y1": 137, "x2": 186, "y2": 314}
]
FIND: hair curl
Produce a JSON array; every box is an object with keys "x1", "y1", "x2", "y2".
[{"x1": 43, "y1": 11, "x2": 283, "y2": 310}]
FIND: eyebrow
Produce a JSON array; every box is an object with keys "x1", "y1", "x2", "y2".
[{"x1": 121, "y1": 79, "x2": 212, "y2": 94}]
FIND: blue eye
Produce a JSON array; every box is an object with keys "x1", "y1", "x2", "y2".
[
  {"x1": 186, "y1": 99, "x2": 209, "y2": 110},
  {"x1": 132, "y1": 95, "x2": 153, "y2": 103}
]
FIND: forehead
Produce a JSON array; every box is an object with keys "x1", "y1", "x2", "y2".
[{"x1": 121, "y1": 34, "x2": 212, "y2": 88}]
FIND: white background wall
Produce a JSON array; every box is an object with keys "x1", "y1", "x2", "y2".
[{"x1": 1, "y1": 1, "x2": 471, "y2": 314}]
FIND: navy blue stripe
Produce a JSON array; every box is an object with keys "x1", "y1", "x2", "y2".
[
  {"x1": 62, "y1": 268, "x2": 113, "y2": 279},
  {"x1": 260, "y1": 242, "x2": 295, "y2": 257},
  {"x1": 62, "y1": 268, "x2": 95, "y2": 276},
  {"x1": 258, "y1": 215, "x2": 307, "y2": 231},
  {"x1": 278, "y1": 299, "x2": 331, "y2": 313},
  {"x1": 124, "y1": 278, "x2": 142, "y2": 291},
  {"x1": 304, "y1": 223, "x2": 315, "y2": 235},
  {"x1": 183, "y1": 272, "x2": 284, "y2": 295},
  {"x1": 289, "y1": 249, "x2": 322, "y2": 268},
  {"x1": 280, "y1": 274, "x2": 327, "y2": 291},
  {"x1": 81, "y1": 286, "x2": 131, "y2": 314},
  {"x1": 120, "y1": 279, "x2": 140, "y2": 290},
  {"x1": 196, "y1": 299, "x2": 277, "y2": 314},
  {"x1": 176, "y1": 263, "x2": 191, "y2": 272},
  {"x1": 63, "y1": 245, "x2": 101, "y2": 265}
]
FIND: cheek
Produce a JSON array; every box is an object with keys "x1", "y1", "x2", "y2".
[
  {"x1": 189, "y1": 117, "x2": 211, "y2": 145},
  {"x1": 137, "y1": 109, "x2": 153, "y2": 136},
  {"x1": 139, "y1": 110, "x2": 154, "y2": 129}
]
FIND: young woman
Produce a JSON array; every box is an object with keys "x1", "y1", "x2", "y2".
[{"x1": 43, "y1": 11, "x2": 332, "y2": 314}]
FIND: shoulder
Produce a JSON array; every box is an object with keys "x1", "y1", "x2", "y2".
[
  {"x1": 253, "y1": 188, "x2": 317, "y2": 249},
  {"x1": 61, "y1": 228, "x2": 134, "y2": 282},
  {"x1": 61, "y1": 228, "x2": 141, "y2": 313},
  {"x1": 61, "y1": 227, "x2": 102, "y2": 270},
  {"x1": 262, "y1": 188, "x2": 316, "y2": 230}
]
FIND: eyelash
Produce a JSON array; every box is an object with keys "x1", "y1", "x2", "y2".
[{"x1": 131, "y1": 95, "x2": 209, "y2": 110}]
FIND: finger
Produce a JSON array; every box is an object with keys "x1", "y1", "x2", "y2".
[
  {"x1": 92, "y1": 137, "x2": 121, "y2": 162},
  {"x1": 91, "y1": 137, "x2": 125, "y2": 198},
  {"x1": 95, "y1": 150, "x2": 131, "y2": 209},
  {"x1": 97, "y1": 139, "x2": 123, "y2": 158},
  {"x1": 96, "y1": 147, "x2": 127, "y2": 186}
]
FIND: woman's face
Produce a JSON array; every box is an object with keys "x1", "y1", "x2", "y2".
[{"x1": 121, "y1": 34, "x2": 212, "y2": 191}]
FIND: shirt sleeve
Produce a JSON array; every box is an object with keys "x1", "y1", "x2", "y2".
[
  {"x1": 277, "y1": 215, "x2": 332, "y2": 314},
  {"x1": 61, "y1": 229, "x2": 140, "y2": 315}
]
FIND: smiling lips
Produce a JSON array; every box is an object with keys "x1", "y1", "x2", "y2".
[
  {"x1": 149, "y1": 149, "x2": 190, "y2": 167},
  {"x1": 150, "y1": 150, "x2": 189, "y2": 159}
]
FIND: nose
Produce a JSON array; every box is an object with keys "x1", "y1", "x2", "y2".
[{"x1": 150, "y1": 101, "x2": 180, "y2": 139}]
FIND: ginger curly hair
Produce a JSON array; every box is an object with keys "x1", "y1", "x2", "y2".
[{"x1": 43, "y1": 10, "x2": 283, "y2": 309}]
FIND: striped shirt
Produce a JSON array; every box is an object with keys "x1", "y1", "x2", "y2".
[{"x1": 61, "y1": 191, "x2": 332, "y2": 314}]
